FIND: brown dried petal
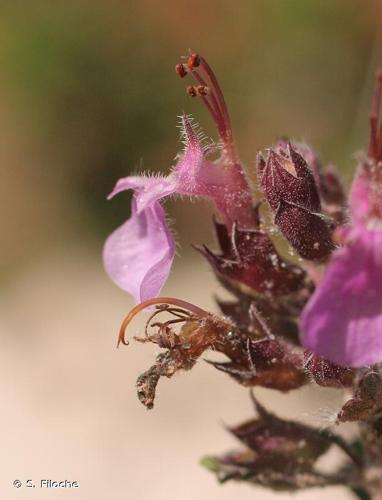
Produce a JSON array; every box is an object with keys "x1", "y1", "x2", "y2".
[{"x1": 133, "y1": 313, "x2": 234, "y2": 409}]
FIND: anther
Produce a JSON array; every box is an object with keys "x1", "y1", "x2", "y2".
[
  {"x1": 186, "y1": 85, "x2": 198, "y2": 97},
  {"x1": 186, "y1": 85, "x2": 209, "y2": 97},
  {"x1": 187, "y1": 53, "x2": 201, "y2": 70},
  {"x1": 196, "y1": 85, "x2": 209, "y2": 96},
  {"x1": 175, "y1": 63, "x2": 188, "y2": 78}
]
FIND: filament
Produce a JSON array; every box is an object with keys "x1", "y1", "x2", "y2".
[{"x1": 117, "y1": 297, "x2": 209, "y2": 347}]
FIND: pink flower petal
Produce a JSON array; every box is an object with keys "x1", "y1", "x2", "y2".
[
  {"x1": 350, "y1": 166, "x2": 373, "y2": 225},
  {"x1": 103, "y1": 114, "x2": 256, "y2": 303},
  {"x1": 103, "y1": 199, "x2": 175, "y2": 303},
  {"x1": 108, "y1": 175, "x2": 177, "y2": 212},
  {"x1": 174, "y1": 115, "x2": 255, "y2": 228},
  {"x1": 301, "y1": 228, "x2": 382, "y2": 367},
  {"x1": 350, "y1": 161, "x2": 382, "y2": 225}
]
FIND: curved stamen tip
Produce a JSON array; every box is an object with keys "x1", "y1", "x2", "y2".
[{"x1": 117, "y1": 297, "x2": 209, "y2": 348}]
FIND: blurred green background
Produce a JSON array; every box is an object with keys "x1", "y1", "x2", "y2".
[
  {"x1": 1, "y1": 0, "x2": 381, "y2": 279},
  {"x1": 1, "y1": 2, "x2": 382, "y2": 500}
]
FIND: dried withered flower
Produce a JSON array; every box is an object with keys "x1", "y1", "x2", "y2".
[
  {"x1": 119, "y1": 297, "x2": 306, "y2": 407},
  {"x1": 117, "y1": 297, "x2": 234, "y2": 408}
]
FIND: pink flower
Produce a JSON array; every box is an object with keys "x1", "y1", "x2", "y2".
[
  {"x1": 103, "y1": 116, "x2": 227, "y2": 302},
  {"x1": 301, "y1": 227, "x2": 382, "y2": 366},
  {"x1": 104, "y1": 54, "x2": 256, "y2": 303},
  {"x1": 301, "y1": 71, "x2": 382, "y2": 367}
]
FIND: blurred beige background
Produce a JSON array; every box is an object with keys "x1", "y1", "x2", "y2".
[{"x1": 1, "y1": 0, "x2": 382, "y2": 498}]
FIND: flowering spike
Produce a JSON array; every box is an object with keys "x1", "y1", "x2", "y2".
[{"x1": 104, "y1": 55, "x2": 382, "y2": 495}]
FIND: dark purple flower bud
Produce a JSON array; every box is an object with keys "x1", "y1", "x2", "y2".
[
  {"x1": 257, "y1": 143, "x2": 321, "y2": 212},
  {"x1": 278, "y1": 140, "x2": 347, "y2": 223},
  {"x1": 304, "y1": 351, "x2": 354, "y2": 389},
  {"x1": 257, "y1": 142, "x2": 335, "y2": 260}
]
